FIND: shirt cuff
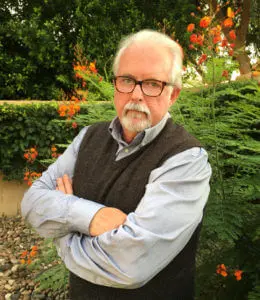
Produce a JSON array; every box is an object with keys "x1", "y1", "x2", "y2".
[{"x1": 67, "y1": 196, "x2": 105, "y2": 235}]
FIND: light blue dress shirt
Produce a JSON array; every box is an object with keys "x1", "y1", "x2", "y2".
[{"x1": 21, "y1": 113, "x2": 212, "y2": 289}]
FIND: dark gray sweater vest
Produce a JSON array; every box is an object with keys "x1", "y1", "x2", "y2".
[{"x1": 70, "y1": 119, "x2": 202, "y2": 300}]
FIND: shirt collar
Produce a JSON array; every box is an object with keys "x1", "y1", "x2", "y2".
[{"x1": 108, "y1": 112, "x2": 171, "y2": 147}]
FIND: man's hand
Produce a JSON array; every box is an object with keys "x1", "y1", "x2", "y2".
[
  {"x1": 56, "y1": 174, "x2": 127, "y2": 236},
  {"x1": 56, "y1": 174, "x2": 73, "y2": 194},
  {"x1": 89, "y1": 207, "x2": 127, "y2": 236}
]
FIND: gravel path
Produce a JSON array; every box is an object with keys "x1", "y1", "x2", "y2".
[{"x1": 0, "y1": 215, "x2": 69, "y2": 300}]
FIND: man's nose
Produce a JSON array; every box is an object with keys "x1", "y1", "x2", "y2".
[{"x1": 131, "y1": 83, "x2": 144, "y2": 101}]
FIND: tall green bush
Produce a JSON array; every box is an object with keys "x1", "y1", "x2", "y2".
[{"x1": 171, "y1": 80, "x2": 260, "y2": 299}]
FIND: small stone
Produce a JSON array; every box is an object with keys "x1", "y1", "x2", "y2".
[
  {"x1": 0, "y1": 272, "x2": 4, "y2": 277},
  {"x1": 0, "y1": 263, "x2": 12, "y2": 272},
  {"x1": 4, "y1": 270, "x2": 12, "y2": 277},
  {"x1": 8, "y1": 279, "x2": 15, "y2": 285},
  {"x1": 32, "y1": 293, "x2": 46, "y2": 299},
  {"x1": 11, "y1": 293, "x2": 21, "y2": 300},
  {"x1": 0, "y1": 258, "x2": 6, "y2": 264},
  {"x1": 28, "y1": 281, "x2": 35, "y2": 287},
  {"x1": 10, "y1": 258, "x2": 18, "y2": 264},
  {"x1": 23, "y1": 290, "x2": 31, "y2": 295},
  {"x1": 11, "y1": 265, "x2": 19, "y2": 273},
  {"x1": 4, "y1": 283, "x2": 12, "y2": 290},
  {"x1": 5, "y1": 293, "x2": 12, "y2": 300}
]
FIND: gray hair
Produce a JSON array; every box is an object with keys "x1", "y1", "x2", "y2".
[{"x1": 112, "y1": 29, "x2": 183, "y2": 89}]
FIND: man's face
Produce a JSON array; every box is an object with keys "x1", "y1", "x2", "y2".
[{"x1": 114, "y1": 42, "x2": 179, "y2": 142}]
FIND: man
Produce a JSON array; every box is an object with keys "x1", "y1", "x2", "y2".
[{"x1": 22, "y1": 30, "x2": 211, "y2": 299}]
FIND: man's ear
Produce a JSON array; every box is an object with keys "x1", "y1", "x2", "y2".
[{"x1": 169, "y1": 87, "x2": 181, "y2": 105}]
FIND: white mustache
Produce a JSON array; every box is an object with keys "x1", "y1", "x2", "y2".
[{"x1": 123, "y1": 102, "x2": 151, "y2": 116}]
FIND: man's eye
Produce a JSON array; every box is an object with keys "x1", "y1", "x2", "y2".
[
  {"x1": 145, "y1": 81, "x2": 161, "y2": 88},
  {"x1": 122, "y1": 78, "x2": 134, "y2": 85}
]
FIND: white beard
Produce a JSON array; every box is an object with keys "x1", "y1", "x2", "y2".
[{"x1": 121, "y1": 102, "x2": 152, "y2": 133}]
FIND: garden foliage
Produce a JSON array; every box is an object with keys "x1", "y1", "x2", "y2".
[
  {"x1": 171, "y1": 81, "x2": 260, "y2": 299},
  {"x1": 1, "y1": 80, "x2": 259, "y2": 299},
  {"x1": 0, "y1": 101, "x2": 114, "y2": 181}
]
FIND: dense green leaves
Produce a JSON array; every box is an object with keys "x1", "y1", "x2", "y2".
[
  {"x1": 0, "y1": 0, "x2": 198, "y2": 100},
  {"x1": 170, "y1": 81, "x2": 260, "y2": 299}
]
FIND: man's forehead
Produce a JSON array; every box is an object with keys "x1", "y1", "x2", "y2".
[
  {"x1": 117, "y1": 43, "x2": 172, "y2": 78},
  {"x1": 123, "y1": 41, "x2": 169, "y2": 57}
]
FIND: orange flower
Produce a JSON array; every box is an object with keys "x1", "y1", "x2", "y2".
[
  {"x1": 51, "y1": 146, "x2": 57, "y2": 152},
  {"x1": 252, "y1": 71, "x2": 260, "y2": 77},
  {"x1": 89, "y1": 62, "x2": 97, "y2": 73},
  {"x1": 72, "y1": 122, "x2": 78, "y2": 129},
  {"x1": 24, "y1": 147, "x2": 38, "y2": 163},
  {"x1": 31, "y1": 245, "x2": 38, "y2": 251},
  {"x1": 227, "y1": 7, "x2": 235, "y2": 18},
  {"x1": 187, "y1": 23, "x2": 195, "y2": 32},
  {"x1": 220, "y1": 270, "x2": 228, "y2": 277},
  {"x1": 229, "y1": 30, "x2": 236, "y2": 40},
  {"x1": 199, "y1": 16, "x2": 211, "y2": 28},
  {"x1": 20, "y1": 259, "x2": 26, "y2": 264},
  {"x1": 190, "y1": 34, "x2": 197, "y2": 43},
  {"x1": 198, "y1": 54, "x2": 207, "y2": 65},
  {"x1": 30, "y1": 250, "x2": 37, "y2": 257},
  {"x1": 223, "y1": 18, "x2": 233, "y2": 28},
  {"x1": 197, "y1": 34, "x2": 204, "y2": 46},
  {"x1": 189, "y1": 44, "x2": 195, "y2": 50},
  {"x1": 209, "y1": 26, "x2": 222, "y2": 37},
  {"x1": 217, "y1": 265, "x2": 227, "y2": 276},
  {"x1": 222, "y1": 70, "x2": 229, "y2": 78},
  {"x1": 213, "y1": 35, "x2": 222, "y2": 44},
  {"x1": 221, "y1": 38, "x2": 228, "y2": 47},
  {"x1": 234, "y1": 270, "x2": 243, "y2": 281},
  {"x1": 216, "y1": 264, "x2": 228, "y2": 277},
  {"x1": 229, "y1": 49, "x2": 234, "y2": 56},
  {"x1": 20, "y1": 250, "x2": 28, "y2": 258}
]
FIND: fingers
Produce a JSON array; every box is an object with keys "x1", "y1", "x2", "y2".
[
  {"x1": 63, "y1": 174, "x2": 73, "y2": 194},
  {"x1": 56, "y1": 177, "x2": 66, "y2": 193},
  {"x1": 56, "y1": 174, "x2": 73, "y2": 194}
]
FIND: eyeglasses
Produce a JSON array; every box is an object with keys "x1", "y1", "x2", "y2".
[{"x1": 114, "y1": 76, "x2": 174, "y2": 97}]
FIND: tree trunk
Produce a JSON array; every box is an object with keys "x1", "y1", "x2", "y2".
[{"x1": 210, "y1": 0, "x2": 252, "y2": 75}]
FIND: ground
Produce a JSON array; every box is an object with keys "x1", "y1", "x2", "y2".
[{"x1": 0, "y1": 215, "x2": 69, "y2": 300}]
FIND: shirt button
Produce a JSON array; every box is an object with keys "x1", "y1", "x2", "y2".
[{"x1": 124, "y1": 148, "x2": 129, "y2": 153}]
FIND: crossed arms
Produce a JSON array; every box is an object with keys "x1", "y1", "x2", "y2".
[
  {"x1": 21, "y1": 127, "x2": 211, "y2": 288},
  {"x1": 56, "y1": 174, "x2": 127, "y2": 236}
]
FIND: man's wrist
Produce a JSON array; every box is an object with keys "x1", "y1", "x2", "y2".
[{"x1": 67, "y1": 197, "x2": 105, "y2": 235}]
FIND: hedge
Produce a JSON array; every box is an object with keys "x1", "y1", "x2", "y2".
[{"x1": 0, "y1": 101, "x2": 115, "y2": 180}]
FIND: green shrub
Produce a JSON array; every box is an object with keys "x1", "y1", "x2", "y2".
[
  {"x1": 170, "y1": 80, "x2": 259, "y2": 299},
  {"x1": 0, "y1": 101, "x2": 115, "y2": 180}
]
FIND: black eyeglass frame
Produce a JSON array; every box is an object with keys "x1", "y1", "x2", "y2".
[{"x1": 113, "y1": 76, "x2": 174, "y2": 97}]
